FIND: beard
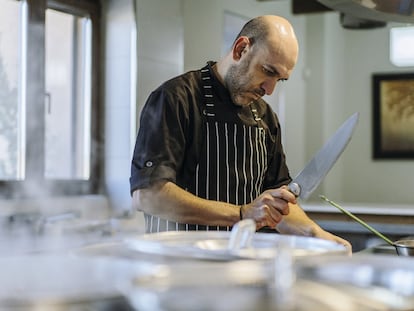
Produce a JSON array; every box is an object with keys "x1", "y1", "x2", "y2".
[{"x1": 224, "y1": 57, "x2": 265, "y2": 106}]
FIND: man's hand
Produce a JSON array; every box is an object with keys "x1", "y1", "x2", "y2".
[
  {"x1": 241, "y1": 186, "x2": 297, "y2": 230},
  {"x1": 312, "y1": 227, "x2": 353, "y2": 255}
]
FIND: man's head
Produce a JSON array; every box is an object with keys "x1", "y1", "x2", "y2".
[{"x1": 217, "y1": 15, "x2": 299, "y2": 107}]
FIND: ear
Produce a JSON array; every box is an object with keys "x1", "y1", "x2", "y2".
[{"x1": 232, "y1": 36, "x2": 250, "y2": 61}]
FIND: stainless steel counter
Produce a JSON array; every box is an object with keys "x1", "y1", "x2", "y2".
[{"x1": 302, "y1": 201, "x2": 414, "y2": 216}]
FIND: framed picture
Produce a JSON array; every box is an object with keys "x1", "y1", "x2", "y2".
[{"x1": 373, "y1": 72, "x2": 414, "y2": 159}]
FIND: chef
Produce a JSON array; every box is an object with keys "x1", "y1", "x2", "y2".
[{"x1": 130, "y1": 14, "x2": 351, "y2": 252}]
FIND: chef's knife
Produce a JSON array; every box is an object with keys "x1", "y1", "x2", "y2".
[{"x1": 288, "y1": 112, "x2": 359, "y2": 200}]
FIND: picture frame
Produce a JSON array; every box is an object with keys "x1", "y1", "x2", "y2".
[{"x1": 373, "y1": 72, "x2": 414, "y2": 159}]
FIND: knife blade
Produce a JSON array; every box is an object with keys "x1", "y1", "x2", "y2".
[{"x1": 288, "y1": 112, "x2": 359, "y2": 200}]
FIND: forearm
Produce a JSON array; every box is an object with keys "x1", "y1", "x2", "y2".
[
  {"x1": 275, "y1": 202, "x2": 352, "y2": 252},
  {"x1": 132, "y1": 181, "x2": 241, "y2": 226},
  {"x1": 275, "y1": 202, "x2": 320, "y2": 236}
]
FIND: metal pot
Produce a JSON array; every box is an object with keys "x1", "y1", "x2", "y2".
[
  {"x1": 296, "y1": 254, "x2": 414, "y2": 310},
  {"x1": 367, "y1": 237, "x2": 414, "y2": 256},
  {"x1": 394, "y1": 239, "x2": 414, "y2": 256},
  {"x1": 70, "y1": 234, "x2": 413, "y2": 311},
  {"x1": 122, "y1": 259, "x2": 370, "y2": 311}
]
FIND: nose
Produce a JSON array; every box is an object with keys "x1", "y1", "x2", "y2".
[{"x1": 260, "y1": 78, "x2": 278, "y2": 96}]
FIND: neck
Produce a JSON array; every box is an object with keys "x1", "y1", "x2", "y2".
[{"x1": 212, "y1": 62, "x2": 226, "y2": 86}]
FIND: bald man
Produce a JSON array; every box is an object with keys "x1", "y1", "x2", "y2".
[{"x1": 130, "y1": 15, "x2": 351, "y2": 251}]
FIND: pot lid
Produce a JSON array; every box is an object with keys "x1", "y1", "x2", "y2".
[{"x1": 124, "y1": 231, "x2": 347, "y2": 261}]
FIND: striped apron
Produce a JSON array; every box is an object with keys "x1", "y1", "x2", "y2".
[{"x1": 144, "y1": 65, "x2": 268, "y2": 233}]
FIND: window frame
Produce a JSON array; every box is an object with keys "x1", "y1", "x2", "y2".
[{"x1": 0, "y1": 0, "x2": 103, "y2": 198}]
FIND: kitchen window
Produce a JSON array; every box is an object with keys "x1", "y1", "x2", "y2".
[
  {"x1": 390, "y1": 26, "x2": 414, "y2": 67},
  {"x1": 0, "y1": 0, "x2": 22, "y2": 181},
  {"x1": 0, "y1": 0, "x2": 102, "y2": 198}
]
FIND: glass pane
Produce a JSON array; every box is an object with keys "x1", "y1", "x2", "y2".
[
  {"x1": 0, "y1": 0, "x2": 24, "y2": 180},
  {"x1": 45, "y1": 8, "x2": 91, "y2": 180}
]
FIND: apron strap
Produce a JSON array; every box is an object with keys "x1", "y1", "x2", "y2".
[
  {"x1": 250, "y1": 106, "x2": 264, "y2": 129},
  {"x1": 200, "y1": 65, "x2": 215, "y2": 118},
  {"x1": 201, "y1": 62, "x2": 264, "y2": 130}
]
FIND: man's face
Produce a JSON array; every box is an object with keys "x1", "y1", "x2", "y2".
[
  {"x1": 225, "y1": 52, "x2": 265, "y2": 107},
  {"x1": 224, "y1": 42, "x2": 296, "y2": 107}
]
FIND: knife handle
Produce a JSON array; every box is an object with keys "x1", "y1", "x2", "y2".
[{"x1": 288, "y1": 182, "x2": 300, "y2": 197}]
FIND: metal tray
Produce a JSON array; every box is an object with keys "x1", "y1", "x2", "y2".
[{"x1": 124, "y1": 231, "x2": 347, "y2": 261}]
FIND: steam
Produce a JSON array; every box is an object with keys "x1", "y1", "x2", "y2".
[{"x1": 0, "y1": 192, "x2": 143, "y2": 256}]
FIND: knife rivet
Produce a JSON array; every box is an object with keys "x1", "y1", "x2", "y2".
[{"x1": 289, "y1": 183, "x2": 300, "y2": 197}]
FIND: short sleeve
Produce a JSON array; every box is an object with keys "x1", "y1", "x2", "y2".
[{"x1": 130, "y1": 87, "x2": 189, "y2": 193}]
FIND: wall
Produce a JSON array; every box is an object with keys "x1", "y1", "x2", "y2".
[
  {"x1": 342, "y1": 20, "x2": 414, "y2": 204},
  {"x1": 305, "y1": 13, "x2": 414, "y2": 204},
  {"x1": 304, "y1": 13, "x2": 348, "y2": 201},
  {"x1": 135, "y1": 0, "x2": 184, "y2": 113},
  {"x1": 103, "y1": 0, "x2": 184, "y2": 228},
  {"x1": 103, "y1": 0, "x2": 137, "y2": 217}
]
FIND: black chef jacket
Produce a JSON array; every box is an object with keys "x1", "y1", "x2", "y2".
[{"x1": 130, "y1": 62, "x2": 292, "y2": 232}]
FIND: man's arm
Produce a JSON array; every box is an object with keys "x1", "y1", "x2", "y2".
[
  {"x1": 132, "y1": 181, "x2": 296, "y2": 230},
  {"x1": 132, "y1": 181, "x2": 240, "y2": 227},
  {"x1": 276, "y1": 203, "x2": 352, "y2": 253},
  {"x1": 133, "y1": 181, "x2": 351, "y2": 252}
]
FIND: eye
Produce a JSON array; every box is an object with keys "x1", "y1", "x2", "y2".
[
  {"x1": 261, "y1": 65, "x2": 288, "y2": 81},
  {"x1": 262, "y1": 66, "x2": 276, "y2": 76}
]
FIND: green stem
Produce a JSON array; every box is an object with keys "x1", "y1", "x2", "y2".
[{"x1": 319, "y1": 195, "x2": 395, "y2": 246}]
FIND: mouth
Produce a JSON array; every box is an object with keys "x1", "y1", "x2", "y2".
[
  {"x1": 233, "y1": 90, "x2": 265, "y2": 106},
  {"x1": 250, "y1": 91, "x2": 264, "y2": 101},
  {"x1": 253, "y1": 89, "x2": 265, "y2": 98}
]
